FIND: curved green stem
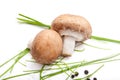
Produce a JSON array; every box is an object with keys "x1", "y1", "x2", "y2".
[
  {"x1": 74, "y1": 65, "x2": 104, "y2": 80},
  {"x1": 18, "y1": 14, "x2": 120, "y2": 44},
  {"x1": 91, "y1": 36, "x2": 120, "y2": 44},
  {"x1": 18, "y1": 14, "x2": 51, "y2": 29},
  {"x1": 40, "y1": 65, "x2": 45, "y2": 80},
  {"x1": 83, "y1": 42, "x2": 110, "y2": 50},
  {"x1": 0, "y1": 48, "x2": 30, "y2": 78}
]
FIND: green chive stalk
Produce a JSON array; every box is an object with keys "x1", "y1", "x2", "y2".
[
  {"x1": 1, "y1": 13, "x2": 119, "y2": 80},
  {"x1": 83, "y1": 42, "x2": 110, "y2": 50},
  {"x1": 17, "y1": 14, "x2": 120, "y2": 44},
  {"x1": 40, "y1": 65, "x2": 45, "y2": 80},
  {"x1": 17, "y1": 14, "x2": 50, "y2": 29},
  {"x1": 2, "y1": 52, "x2": 120, "y2": 80},
  {"x1": 0, "y1": 48, "x2": 30, "y2": 78}
]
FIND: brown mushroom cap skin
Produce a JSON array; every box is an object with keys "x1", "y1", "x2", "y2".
[
  {"x1": 51, "y1": 14, "x2": 92, "y2": 40},
  {"x1": 31, "y1": 30, "x2": 62, "y2": 64}
]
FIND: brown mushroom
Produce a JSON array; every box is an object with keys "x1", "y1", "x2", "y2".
[
  {"x1": 51, "y1": 14, "x2": 92, "y2": 56},
  {"x1": 31, "y1": 30, "x2": 62, "y2": 64}
]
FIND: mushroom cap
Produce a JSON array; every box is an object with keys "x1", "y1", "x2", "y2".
[
  {"x1": 51, "y1": 14, "x2": 92, "y2": 40},
  {"x1": 31, "y1": 30, "x2": 62, "y2": 64}
]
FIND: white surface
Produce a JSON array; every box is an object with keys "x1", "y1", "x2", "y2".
[{"x1": 0, "y1": 0, "x2": 120, "y2": 80}]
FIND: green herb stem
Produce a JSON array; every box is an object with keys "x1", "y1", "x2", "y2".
[
  {"x1": 0, "y1": 52, "x2": 22, "y2": 68},
  {"x1": 40, "y1": 65, "x2": 45, "y2": 80},
  {"x1": 74, "y1": 48, "x2": 85, "y2": 52},
  {"x1": 18, "y1": 61, "x2": 26, "y2": 67},
  {"x1": 18, "y1": 14, "x2": 40, "y2": 22},
  {"x1": 2, "y1": 52, "x2": 120, "y2": 80},
  {"x1": 74, "y1": 65, "x2": 104, "y2": 80},
  {"x1": 56, "y1": 63, "x2": 70, "y2": 76},
  {"x1": 61, "y1": 62, "x2": 75, "y2": 73},
  {"x1": 92, "y1": 58, "x2": 120, "y2": 65},
  {"x1": 18, "y1": 14, "x2": 50, "y2": 29},
  {"x1": 2, "y1": 71, "x2": 38, "y2": 80},
  {"x1": 18, "y1": 14, "x2": 120, "y2": 44},
  {"x1": 5, "y1": 51, "x2": 119, "y2": 79},
  {"x1": 87, "y1": 53, "x2": 120, "y2": 65},
  {"x1": 42, "y1": 53, "x2": 120, "y2": 79},
  {"x1": 83, "y1": 42, "x2": 110, "y2": 50},
  {"x1": 91, "y1": 36, "x2": 120, "y2": 44},
  {"x1": 3, "y1": 14, "x2": 119, "y2": 80},
  {"x1": 0, "y1": 48, "x2": 30, "y2": 78},
  {"x1": 51, "y1": 60, "x2": 86, "y2": 65}
]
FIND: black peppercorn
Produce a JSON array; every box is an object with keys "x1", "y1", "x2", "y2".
[
  {"x1": 93, "y1": 77, "x2": 97, "y2": 80},
  {"x1": 74, "y1": 72, "x2": 79, "y2": 76},
  {"x1": 84, "y1": 70, "x2": 89, "y2": 75},
  {"x1": 86, "y1": 78, "x2": 91, "y2": 80},
  {"x1": 71, "y1": 74, "x2": 75, "y2": 79}
]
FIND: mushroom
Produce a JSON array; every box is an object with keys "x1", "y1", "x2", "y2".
[
  {"x1": 51, "y1": 14, "x2": 92, "y2": 56},
  {"x1": 31, "y1": 30, "x2": 62, "y2": 64}
]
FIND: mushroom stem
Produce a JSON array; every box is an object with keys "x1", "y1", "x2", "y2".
[
  {"x1": 27, "y1": 39, "x2": 33, "y2": 49},
  {"x1": 62, "y1": 36, "x2": 76, "y2": 56}
]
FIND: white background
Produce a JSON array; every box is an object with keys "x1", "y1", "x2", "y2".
[{"x1": 0, "y1": 0, "x2": 120, "y2": 80}]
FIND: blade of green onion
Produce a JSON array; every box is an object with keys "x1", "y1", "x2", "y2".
[
  {"x1": 2, "y1": 52, "x2": 120, "y2": 80},
  {"x1": 18, "y1": 14, "x2": 51, "y2": 29},
  {"x1": 17, "y1": 14, "x2": 120, "y2": 44},
  {"x1": 91, "y1": 36, "x2": 120, "y2": 44},
  {"x1": 83, "y1": 42, "x2": 110, "y2": 50},
  {"x1": 0, "y1": 48, "x2": 30, "y2": 78}
]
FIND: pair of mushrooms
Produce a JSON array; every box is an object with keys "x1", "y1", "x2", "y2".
[{"x1": 30, "y1": 14, "x2": 92, "y2": 64}]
